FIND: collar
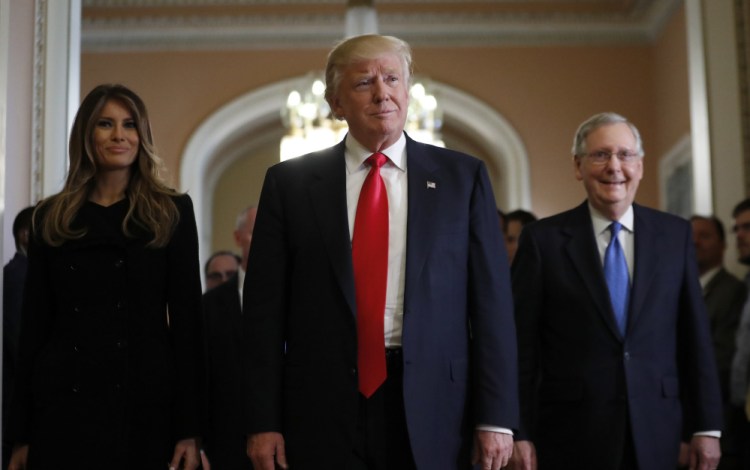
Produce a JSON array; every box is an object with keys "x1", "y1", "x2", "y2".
[
  {"x1": 699, "y1": 266, "x2": 721, "y2": 289},
  {"x1": 588, "y1": 203, "x2": 635, "y2": 236},
  {"x1": 344, "y1": 132, "x2": 407, "y2": 174}
]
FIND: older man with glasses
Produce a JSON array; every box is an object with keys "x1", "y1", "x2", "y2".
[{"x1": 510, "y1": 112, "x2": 722, "y2": 470}]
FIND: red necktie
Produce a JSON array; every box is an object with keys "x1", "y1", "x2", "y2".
[{"x1": 352, "y1": 152, "x2": 389, "y2": 397}]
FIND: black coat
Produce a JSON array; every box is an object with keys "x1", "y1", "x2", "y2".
[
  {"x1": 3, "y1": 252, "x2": 28, "y2": 469},
  {"x1": 8, "y1": 195, "x2": 204, "y2": 470}
]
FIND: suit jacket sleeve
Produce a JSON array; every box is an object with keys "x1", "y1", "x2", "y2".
[
  {"x1": 677, "y1": 224, "x2": 724, "y2": 435},
  {"x1": 467, "y1": 162, "x2": 520, "y2": 430},
  {"x1": 510, "y1": 220, "x2": 543, "y2": 440},
  {"x1": 242, "y1": 166, "x2": 288, "y2": 435}
]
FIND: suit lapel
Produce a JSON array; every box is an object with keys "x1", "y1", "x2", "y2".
[
  {"x1": 404, "y1": 137, "x2": 440, "y2": 295},
  {"x1": 307, "y1": 141, "x2": 357, "y2": 316},
  {"x1": 562, "y1": 202, "x2": 623, "y2": 339},
  {"x1": 627, "y1": 204, "x2": 661, "y2": 331},
  {"x1": 702, "y1": 269, "x2": 723, "y2": 299}
]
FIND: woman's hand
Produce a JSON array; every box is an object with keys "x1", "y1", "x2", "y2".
[
  {"x1": 8, "y1": 445, "x2": 29, "y2": 470},
  {"x1": 169, "y1": 438, "x2": 201, "y2": 470}
]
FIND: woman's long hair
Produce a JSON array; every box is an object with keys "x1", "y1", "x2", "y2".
[{"x1": 35, "y1": 84, "x2": 180, "y2": 247}]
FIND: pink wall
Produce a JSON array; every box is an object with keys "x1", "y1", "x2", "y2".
[{"x1": 81, "y1": 5, "x2": 688, "y2": 233}]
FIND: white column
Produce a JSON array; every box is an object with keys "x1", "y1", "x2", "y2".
[
  {"x1": 687, "y1": 0, "x2": 746, "y2": 276},
  {"x1": 33, "y1": 0, "x2": 81, "y2": 201},
  {"x1": 686, "y1": 0, "x2": 713, "y2": 215}
]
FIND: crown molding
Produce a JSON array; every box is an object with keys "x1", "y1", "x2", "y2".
[{"x1": 81, "y1": 0, "x2": 682, "y2": 51}]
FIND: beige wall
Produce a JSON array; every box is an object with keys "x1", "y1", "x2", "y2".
[
  {"x1": 653, "y1": 5, "x2": 690, "y2": 161},
  {"x1": 82, "y1": 4, "x2": 689, "y2": 253}
]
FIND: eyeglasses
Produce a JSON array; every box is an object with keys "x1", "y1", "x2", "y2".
[
  {"x1": 582, "y1": 150, "x2": 642, "y2": 165},
  {"x1": 733, "y1": 222, "x2": 750, "y2": 233}
]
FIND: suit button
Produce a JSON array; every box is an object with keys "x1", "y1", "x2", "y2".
[
  {"x1": 72, "y1": 384, "x2": 80, "y2": 393},
  {"x1": 116, "y1": 340, "x2": 127, "y2": 349},
  {"x1": 350, "y1": 368, "x2": 357, "y2": 376},
  {"x1": 114, "y1": 259, "x2": 125, "y2": 268},
  {"x1": 624, "y1": 351, "x2": 631, "y2": 361},
  {"x1": 116, "y1": 301, "x2": 124, "y2": 309},
  {"x1": 73, "y1": 306, "x2": 81, "y2": 313}
]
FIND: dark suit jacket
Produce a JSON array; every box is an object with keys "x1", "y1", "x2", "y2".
[
  {"x1": 202, "y1": 275, "x2": 252, "y2": 469},
  {"x1": 242, "y1": 134, "x2": 519, "y2": 469},
  {"x1": 703, "y1": 268, "x2": 747, "y2": 399},
  {"x1": 512, "y1": 201, "x2": 723, "y2": 470},
  {"x1": 203, "y1": 275, "x2": 252, "y2": 470}
]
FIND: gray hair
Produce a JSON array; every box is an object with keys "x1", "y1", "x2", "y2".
[{"x1": 571, "y1": 112, "x2": 644, "y2": 157}]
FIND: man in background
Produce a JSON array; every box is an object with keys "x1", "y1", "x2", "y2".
[
  {"x1": 729, "y1": 199, "x2": 750, "y2": 469},
  {"x1": 202, "y1": 205, "x2": 256, "y2": 469},
  {"x1": 690, "y1": 215, "x2": 746, "y2": 469},
  {"x1": 204, "y1": 250, "x2": 241, "y2": 291},
  {"x1": 503, "y1": 209, "x2": 537, "y2": 264}
]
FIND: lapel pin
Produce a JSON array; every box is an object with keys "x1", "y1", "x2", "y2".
[{"x1": 426, "y1": 181, "x2": 436, "y2": 189}]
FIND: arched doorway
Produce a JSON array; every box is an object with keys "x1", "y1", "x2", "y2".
[{"x1": 180, "y1": 75, "x2": 531, "y2": 265}]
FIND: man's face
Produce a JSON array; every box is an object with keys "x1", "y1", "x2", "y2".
[
  {"x1": 504, "y1": 219, "x2": 523, "y2": 263},
  {"x1": 205, "y1": 254, "x2": 240, "y2": 290},
  {"x1": 574, "y1": 122, "x2": 643, "y2": 218},
  {"x1": 691, "y1": 218, "x2": 725, "y2": 273},
  {"x1": 329, "y1": 53, "x2": 409, "y2": 151},
  {"x1": 735, "y1": 209, "x2": 750, "y2": 264}
]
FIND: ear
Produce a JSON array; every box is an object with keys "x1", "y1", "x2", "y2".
[
  {"x1": 573, "y1": 156, "x2": 584, "y2": 181},
  {"x1": 328, "y1": 96, "x2": 344, "y2": 120}
]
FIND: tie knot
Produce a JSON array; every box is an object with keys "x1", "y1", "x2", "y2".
[
  {"x1": 367, "y1": 152, "x2": 388, "y2": 169},
  {"x1": 610, "y1": 221, "x2": 622, "y2": 237}
]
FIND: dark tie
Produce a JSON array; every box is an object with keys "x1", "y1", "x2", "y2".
[
  {"x1": 352, "y1": 152, "x2": 389, "y2": 397},
  {"x1": 604, "y1": 221, "x2": 630, "y2": 336}
]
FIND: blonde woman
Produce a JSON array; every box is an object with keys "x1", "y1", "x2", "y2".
[{"x1": 8, "y1": 84, "x2": 204, "y2": 470}]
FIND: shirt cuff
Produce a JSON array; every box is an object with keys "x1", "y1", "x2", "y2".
[
  {"x1": 476, "y1": 425, "x2": 513, "y2": 435},
  {"x1": 693, "y1": 431, "x2": 721, "y2": 438}
]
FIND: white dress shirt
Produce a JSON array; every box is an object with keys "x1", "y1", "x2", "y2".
[
  {"x1": 589, "y1": 204, "x2": 635, "y2": 279},
  {"x1": 345, "y1": 133, "x2": 408, "y2": 348}
]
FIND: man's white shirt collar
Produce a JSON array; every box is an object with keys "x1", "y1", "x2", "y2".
[
  {"x1": 344, "y1": 133, "x2": 407, "y2": 174},
  {"x1": 589, "y1": 204, "x2": 635, "y2": 235}
]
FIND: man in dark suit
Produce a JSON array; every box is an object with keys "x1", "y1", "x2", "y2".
[
  {"x1": 242, "y1": 34, "x2": 518, "y2": 470},
  {"x1": 690, "y1": 215, "x2": 746, "y2": 396},
  {"x1": 202, "y1": 206, "x2": 257, "y2": 469},
  {"x1": 510, "y1": 112, "x2": 723, "y2": 470},
  {"x1": 728, "y1": 198, "x2": 750, "y2": 469},
  {"x1": 690, "y1": 215, "x2": 746, "y2": 469}
]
